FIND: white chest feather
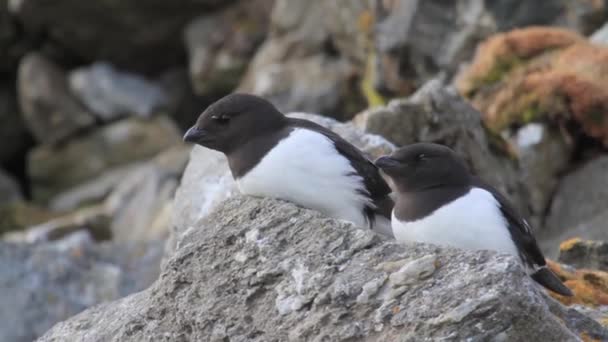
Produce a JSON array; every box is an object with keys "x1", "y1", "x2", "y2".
[
  {"x1": 237, "y1": 128, "x2": 372, "y2": 227},
  {"x1": 392, "y1": 188, "x2": 519, "y2": 258}
]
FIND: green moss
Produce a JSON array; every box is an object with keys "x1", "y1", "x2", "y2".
[{"x1": 479, "y1": 55, "x2": 524, "y2": 86}]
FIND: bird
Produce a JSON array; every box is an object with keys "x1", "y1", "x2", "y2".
[
  {"x1": 374, "y1": 142, "x2": 572, "y2": 296},
  {"x1": 183, "y1": 93, "x2": 394, "y2": 236}
]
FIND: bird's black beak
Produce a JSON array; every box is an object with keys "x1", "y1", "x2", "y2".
[
  {"x1": 183, "y1": 126, "x2": 206, "y2": 143},
  {"x1": 375, "y1": 156, "x2": 401, "y2": 169}
]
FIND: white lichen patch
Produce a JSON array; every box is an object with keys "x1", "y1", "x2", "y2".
[
  {"x1": 234, "y1": 251, "x2": 249, "y2": 263},
  {"x1": 356, "y1": 275, "x2": 388, "y2": 304},
  {"x1": 515, "y1": 123, "x2": 544, "y2": 149},
  {"x1": 275, "y1": 294, "x2": 305, "y2": 316},
  {"x1": 292, "y1": 263, "x2": 309, "y2": 295}
]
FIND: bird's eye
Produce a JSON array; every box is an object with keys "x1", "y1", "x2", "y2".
[{"x1": 211, "y1": 115, "x2": 230, "y2": 125}]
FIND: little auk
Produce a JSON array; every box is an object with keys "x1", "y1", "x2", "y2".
[
  {"x1": 375, "y1": 142, "x2": 572, "y2": 296},
  {"x1": 184, "y1": 93, "x2": 394, "y2": 236}
]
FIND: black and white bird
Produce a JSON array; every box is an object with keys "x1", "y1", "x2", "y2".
[
  {"x1": 375, "y1": 142, "x2": 572, "y2": 296},
  {"x1": 184, "y1": 93, "x2": 394, "y2": 236}
]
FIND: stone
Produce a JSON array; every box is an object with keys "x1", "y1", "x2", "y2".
[
  {"x1": 0, "y1": 236, "x2": 163, "y2": 342},
  {"x1": 546, "y1": 260, "x2": 608, "y2": 308},
  {"x1": 356, "y1": 79, "x2": 528, "y2": 216},
  {"x1": 237, "y1": 0, "x2": 369, "y2": 120},
  {"x1": 168, "y1": 112, "x2": 394, "y2": 256},
  {"x1": 28, "y1": 116, "x2": 182, "y2": 203},
  {"x1": 559, "y1": 238, "x2": 608, "y2": 272},
  {"x1": 39, "y1": 196, "x2": 608, "y2": 341},
  {"x1": 105, "y1": 145, "x2": 191, "y2": 241},
  {"x1": 68, "y1": 62, "x2": 170, "y2": 121},
  {"x1": 591, "y1": 21, "x2": 608, "y2": 45},
  {"x1": 0, "y1": 202, "x2": 59, "y2": 236},
  {"x1": 17, "y1": 52, "x2": 96, "y2": 144},
  {"x1": 542, "y1": 156, "x2": 608, "y2": 256},
  {"x1": 184, "y1": 0, "x2": 272, "y2": 97},
  {"x1": 0, "y1": 0, "x2": 30, "y2": 72},
  {"x1": 10, "y1": 0, "x2": 235, "y2": 72},
  {"x1": 505, "y1": 123, "x2": 572, "y2": 228},
  {"x1": 0, "y1": 83, "x2": 30, "y2": 164},
  {"x1": 373, "y1": 0, "x2": 608, "y2": 97},
  {"x1": 0, "y1": 168, "x2": 22, "y2": 206}
]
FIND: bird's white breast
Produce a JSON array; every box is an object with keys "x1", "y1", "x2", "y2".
[
  {"x1": 237, "y1": 128, "x2": 372, "y2": 227},
  {"x1": 392, "y1": 188, "x2": 519, "y2": 258}
]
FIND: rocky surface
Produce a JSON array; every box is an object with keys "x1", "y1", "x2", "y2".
[
  {"x1": 542, "y1": 156, "x2": 608, "y2": 256},
  {"x1": 559, "y1": 239, "x2": 608, "y2": 272},
  {"x1": 356, "y1": 80, "x2": 529, "y2": 216},
  {"x1": 169, "y1": 112, "x2": 394, "y2": 256},
  {"x1": 17, "y1": 52, "x2": 96, "y2": 144},
  {"x1": 0, "y1": 235, "x2": 163, "y2": 342},
  {"x1": 28, "y1": 116, "x2": 182, "y2": 203},
  {"x1": 0, "y1": 83, "x2": 29, "y2": 164},
  {"x1": 40, "y1": 196, "x2": 608, "y2": 341},
  {"x1": 9, "y1": 0, "x2": 235, "y2": 72},
  {"x1": 69, "y1": 62, "x2": 170, "y2": 121}
]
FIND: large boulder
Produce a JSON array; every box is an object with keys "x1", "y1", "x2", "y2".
[
  {"x1": 17, "y1": 52, "x2": 96, "y2": 144},
  {"x1": 68, "y1": 62, "x2": 170, "y2": 121},
  {"x1": 28, "y1": 116, "x2": 182, "y2": 203},
  {"x1": 559, "y1": 239, "x2": 608, "y2": 272},
  {"x1": 169, "y1": 112, "x2": 394, "y2": 255},
  {"x1": 0, "y1": 235, "x2": 164, "y2": 342},
  {"x1": 10, "y1": 0, "x2": 235, "y2": 72},
  {"x1": 39, "y1": 196, "x2": 608, "y2": 341},
  {"x1": 541, "y1": 156, "x2": 608, "y2": 257}
]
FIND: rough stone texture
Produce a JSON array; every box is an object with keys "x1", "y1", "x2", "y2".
[
  {"x1": 17, "y1": 52, "x2": 96, "y2": 144},
  {"x1": 0, "y1": 83, "x2": 30, "y2": 164},
  {"x1": 559, "y1": 238, "x2": 608, "y2": 272},
  {"x1": 105, "y1": 145, "x2": 191, "y2": 241},
  {"x1": 39, "y1": 196, "x2": 608, "y2": 341},
  {"x1": 28, "y1": 116, "x2": 182, "y2": 203},
  {"x1": 0, "y1": 202, "x2": 59, "y2": 236},
  {"x1": 237, "y1": 0, "x2": 369, "y2": 120},
  {"x1": 542, "y1": 156, "x2": 608, "y2": 256},
  {"x1": 184, "y1": 0, "x2": 272, "y2": 97},
  {"x1": 356, "y1": 79, "x2": 528, "y2": 216},
  {"x1": 546, "y1": 260, "x2": 608, "y2": 308},
  {"x1": 10, "y1": 0, "x2": 235, "y2": 72},
  {"x1": 0, "y1": 168, "x2": 22, "y2": 206},
  {"x1": 0, "y1": 235, "x2": 164, "y2": 342},
  {"x1": 169, "y1": 112, "x2": 394, "y2": 256},
  {"x1": 69, "y1": 62, "x2": 170, "y2": 121}
]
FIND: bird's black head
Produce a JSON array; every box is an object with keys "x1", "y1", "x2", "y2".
[
  {"x1": 183, "y1": 93, "x2": 286, "y2": 154},
  {"x1": 375, "y1": 143, "x2": 472, "y2": 193}
]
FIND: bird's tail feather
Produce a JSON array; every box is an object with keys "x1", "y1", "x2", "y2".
[{"x1": 531, "y1": 267, "x2": 573, "y2": 297}]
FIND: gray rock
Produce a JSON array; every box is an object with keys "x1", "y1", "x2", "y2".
[
  {"x1": 17, "y1": 52, "x2": 96, "y2": 144},
  {"x1": 0, "y1": 168, "x2": 22, "y2": 206},
  {"x1": 169, "y1": 112, "x2": 394, "y2": 256},
  {"x1": 542, "y1": 156, "x2": 608, "y2": 257},
  {"x1": 105, "y1": 145, "x2": 191, "y2": 241},
  {"x1": 0, "y1": 236, "x2": 163, "y2": 342},
  {"x1": 10, "y1": 0, "x2": 235, "y2": 72},
  {"x1": 28, "y1": 116, "x2": 182, "y2": 203},
  {"x1": 184, "y1": 0, "x2": 272, "y2": 96},
  {"x1": 506, "y1": 123, "x2": 572, "y2": 228},
  {"x1": 237, "y1": 0, "x2": 368, "y2": 120},
  {"x1": 591, "y1": 21, "x2": 608, "y2": 45},
  {"x1": 356, "y1": 79, "x2": 528, "y2": 216},
  {"x1": 374, "y1": 0, "x2": 608, "y2": 96},
  {"x1": 0, "y1": 83, "x2": 30, "y2": 164},
  {"x1": 558, "y1": 239, "x2": 608, "y2": 271},
  {"x1": 69, "y1": 62, "x2": 170, "y2": 121},
  {"x1": 39, "y1": 196, "x2": 608, "y2": 341}
]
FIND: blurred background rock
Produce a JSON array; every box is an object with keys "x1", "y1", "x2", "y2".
[{"x1": 2, "y1": 0, "x2": 608, "y2": 341}]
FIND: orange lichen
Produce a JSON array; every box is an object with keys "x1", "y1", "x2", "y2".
[
  {"x1": 547, "y1": 260, "x2": 608, "y2": 307},
  {"x1": 457, "y1": 27, "x2": 608, "y2": 147},
  {"x1": 560, "y1": 238, "x2": 584, "y2": 252}
]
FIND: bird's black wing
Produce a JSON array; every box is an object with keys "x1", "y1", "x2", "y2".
[
  {"x1": 288, "y1": 118, "x2": 393, "y2": 219},
  {"x1": 473, "y1": 178, "x2": 572, "y2": 296}
]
